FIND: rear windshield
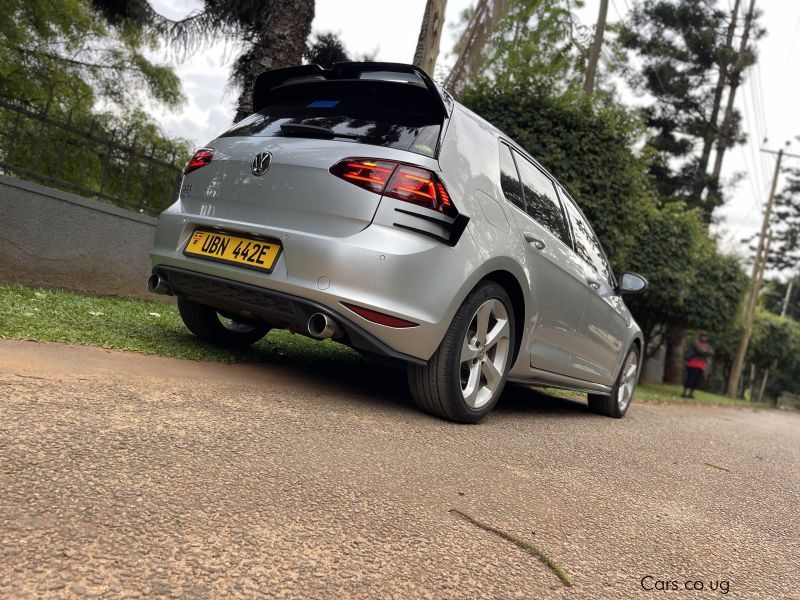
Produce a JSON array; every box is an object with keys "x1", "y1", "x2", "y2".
[{"x1": 220, "y1": 81, "x2": 443, "y2": 157}]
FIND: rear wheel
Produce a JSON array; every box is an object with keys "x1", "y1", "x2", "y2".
[
  {"x1": 588, "y1": 345, "x2": 639, "y2": 418},
  {"x1": 407, "y1": 282, "x2": 515, "y2": 424},
  {"x1": 177, "y1": 297, "x2": 269, "y2": 348}
]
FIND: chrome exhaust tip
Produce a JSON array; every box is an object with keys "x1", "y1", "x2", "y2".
[
  {"x1": 147, "y1": 273, "x2": 170, "y2": 295},
  {"x1": 307, "y1": 313, "x2": 342, "y2": 339}
]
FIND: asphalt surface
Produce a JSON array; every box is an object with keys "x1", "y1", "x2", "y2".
[{"x1": 1, "y1": 340, "x2": 798, "y2": 599}]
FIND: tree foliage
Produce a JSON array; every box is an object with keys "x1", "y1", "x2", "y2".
[
  {"x1": 0, "y1": 0, "x2": 189, "y2": 213},
  {"x1": 1, "y1": 0, "x2": 183, "y2": 110},
  {"x1": 305, "y1": 33, "x2": 350, "y2": 68},
  {"x1": 90, "y1": 0, "x2": 315, "y2": 122}
]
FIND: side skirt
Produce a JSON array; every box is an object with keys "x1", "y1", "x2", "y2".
[{"x1": 508, "y1": 367, "x2": 613, "y2": 397}]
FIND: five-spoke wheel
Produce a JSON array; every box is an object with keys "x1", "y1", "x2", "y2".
[{"x1": 407, "y1": 281, "x2": 515, "y2": 423}]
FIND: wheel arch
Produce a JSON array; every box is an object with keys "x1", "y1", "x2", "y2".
[{"x1": 480, "y1": 270, "x2": 526, "y2": 366}]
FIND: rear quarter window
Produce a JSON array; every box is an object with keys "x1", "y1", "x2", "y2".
[{"x1": 220, "y1": 81, "x2": 442, "y2": 158}]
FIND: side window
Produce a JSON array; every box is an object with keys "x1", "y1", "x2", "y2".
[
  {"x1": 513, "y1": 152, "x2": 572, "y2": 246},
  {"x1": 498, "y1": 143, "x2": 525, "y2": 211},
  {"x1": 562, "y1": 193, "x2": 612, "y2": 284}
]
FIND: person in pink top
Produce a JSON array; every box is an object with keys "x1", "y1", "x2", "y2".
[{"x1": 681, "y1": 331, "x2": 714, "y2": 398}]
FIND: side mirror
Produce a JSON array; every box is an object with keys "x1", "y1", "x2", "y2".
[{"x1": 617, "y1": 272, "x2": 648, "y2": 295}]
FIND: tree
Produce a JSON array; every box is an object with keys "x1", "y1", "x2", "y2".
[
  {"x1": 305, "y1": 33, "x2": 349, "y2": 68},
  {"x1": 764, "y1": 160, "x2": 800, "y2": 272},
  {"x1": 617, "y1": 0, "x2": 753, "y2": 220},
  {"x1": 413, "y1": 0, "x2": 448, "y2": 75},
  {"x1": 2, "y1": 0, "x2": 183, "y2": 110},
  {"x1": 90, "y1": 0, "x2": 315, "y2": 122},
  {"x1": 747, "y1": 311, "x2": 800, "y2": 399},
  {"x1": 0, "y1": 0, "x2": 189, "y2": 213}
]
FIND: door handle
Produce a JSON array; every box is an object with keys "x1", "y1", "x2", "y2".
[
  {"x1": 523, "y1": 232, "x2": 546, "y2": 250},
  {"x1": 586, "y1": 277, "x2": 600, "y2": 290}
]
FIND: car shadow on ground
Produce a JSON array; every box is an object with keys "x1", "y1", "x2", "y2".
[
  {"x1": 248, "y1": 338, "x2": 590, "y2": 419},
  {"x1": 495, "y1": 383, "x2": 591, "y2": 416}
]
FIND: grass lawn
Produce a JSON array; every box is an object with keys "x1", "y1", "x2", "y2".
[
  {"x1": 0, "y1": 284, "x2": 360, "y2": 367},
  {"x1": 0, "y1": 284, "x2": 772, "y2": 409}
]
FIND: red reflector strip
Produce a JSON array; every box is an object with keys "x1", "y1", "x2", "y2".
[{"x1": 342, "y1": 303, "x2": 418, "y2": 328}]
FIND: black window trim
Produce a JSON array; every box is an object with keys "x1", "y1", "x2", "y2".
[
  {"x1": 498, "y1": 138, "x2": 575, "y2": 251},
  {"x1": 557, "y1": 183, "x2": 617, "y2": 288}
]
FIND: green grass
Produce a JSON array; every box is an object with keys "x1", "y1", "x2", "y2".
[
  {"x1": 634, "y1": 383, "x2": 769, "y2": 408},
  {"x1": 543, "y1": 381, "x2": 769, "y2": 409},
  {"x1": 0, "y1": 284, "x2": 359, "y2": 366}
]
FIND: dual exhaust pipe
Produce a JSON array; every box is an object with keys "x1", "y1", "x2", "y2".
[{"x1": 148, "y1": 273, "x2": 341, "y2": 340}]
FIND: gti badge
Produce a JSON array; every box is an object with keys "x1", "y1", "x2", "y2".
[{"x1": 251, "y1": 151, "x2": 272, "y2": 176}]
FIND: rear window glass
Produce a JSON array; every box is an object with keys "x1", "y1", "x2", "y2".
[{"x1": 220, "y1": 81, "x2": 443, "y2": 157}]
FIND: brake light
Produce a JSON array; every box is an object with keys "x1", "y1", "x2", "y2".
[
  {"x1": 185, "y1": 148, "x2": 214, "y2": 175},
  {"x1": 330, "y1": 157, "x2": 455, "y2": 216},
  {"x1": 342, "y1": 303, "x2": 418, "y2": 328},
  {"x1": 330, "y1": 159, "x2": 396, "y2": 193}
]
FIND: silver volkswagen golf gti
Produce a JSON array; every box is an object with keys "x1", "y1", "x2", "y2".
[{"x1": 149, "y1": 62, "x2": 648, "y2": 423}]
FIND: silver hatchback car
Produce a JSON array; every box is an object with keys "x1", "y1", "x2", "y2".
[{"x1": 149, "y1": 62, "x2": 648, "y2": 423}]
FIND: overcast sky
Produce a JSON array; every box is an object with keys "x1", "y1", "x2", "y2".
[{"x1": 147, "y1": 0, "x2": 800, "y2": 265}]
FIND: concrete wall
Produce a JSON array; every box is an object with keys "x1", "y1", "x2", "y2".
[{"x1": 0, "y1": 175, "x2": 157, "y2": 298}]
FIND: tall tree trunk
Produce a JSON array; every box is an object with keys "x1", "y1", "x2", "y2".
[
  {"x1": 413, "y1": 0, "x2": 448, "y2": 76},
  {"x1": 706, "y1": 0, "x2": 757, "y2": 214},
  {"x1": 691, "y1": 0, "x2": 741, "y2": 204},
  {"x1": 662, "y1": 326, "x2": 686, "y2": 385},
  {"x1": 233, "y1": 0, "x2": 315, "y2": 122}
]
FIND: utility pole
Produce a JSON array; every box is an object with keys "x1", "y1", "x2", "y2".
[
  {"x1": 726, "y1": 147, "x2": 783, "y2": 397},
  {"x1": 413, "y1": 0, "x2": 449, "y2": 76},
  {"x1": 692, "y1": 0, "x2": 741, "y2": 200},
  {"x1": 583, "y1": 0, "x2": 609, "y2": 95},
  {"x1": 757, "y1": 277, "x2": 795, "y2": 402},
  {"x1": 707, "y1": 0, "x2": 757, "y2": 210},
  {"x1": 781, "y1": 279, "x2": 795, "y2": 316}
]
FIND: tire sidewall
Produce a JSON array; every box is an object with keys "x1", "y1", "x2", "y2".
[
  {"x1": 610, "y1": 345, "x2": 640, "y2": 418},
  {"x1": 443, "y1": 282, "x2": 516, "y2": 423}
]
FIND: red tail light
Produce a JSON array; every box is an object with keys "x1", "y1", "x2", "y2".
[
  {"x1": 330, "y1": 157, "x2": 455, "y2": 217},
  {"x1": 342, "y1": 303, "x2": 418, "y2": 328},
  {"x1": 185, "y1": 148, "x2": 214, "y2": 175}
]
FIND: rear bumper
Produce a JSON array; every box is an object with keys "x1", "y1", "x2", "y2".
[{"x1": 154, "y1": 266, "x2": 426, "y2": 366}]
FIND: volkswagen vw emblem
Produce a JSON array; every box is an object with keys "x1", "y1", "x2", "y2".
[{"x1": 251, "y1": 151, "x2": 272, "y2": 176}]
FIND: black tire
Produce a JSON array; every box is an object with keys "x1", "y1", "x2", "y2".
[
  {"x1": 177, "y1": 297, "x2": 269, "y2": 348},
  {"x1": 407, "y1": 281, "x2": 515, "y2": 424},
  {"x1": 588, "y1": 344, "x2": 640, "y2": 418}
]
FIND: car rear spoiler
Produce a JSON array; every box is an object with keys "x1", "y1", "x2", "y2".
[{"x1": 252, "y1": 62, "x2": 450, "y2": 119}]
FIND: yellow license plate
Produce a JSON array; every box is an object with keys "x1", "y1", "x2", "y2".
[{"x1": 184, "y1": 229, "x2": 282, "y2": 273}]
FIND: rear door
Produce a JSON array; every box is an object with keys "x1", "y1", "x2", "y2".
[
  {"x1": 499, "y1": 144, "x2": 588, "y2": 378},
  {"x1": 560, "y1": 190, "x2": 628, "y2": 385}
]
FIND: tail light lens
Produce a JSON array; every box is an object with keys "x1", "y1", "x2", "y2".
[
  {"x1": 330, "y1": 157, "x2": 456, "y2": 217},
  {"x1": 330, "y1": 159, "x2": 395, "y2": 193},
  {"x1": 185, "y1": 148, "x2": 214, "y2": 175}
]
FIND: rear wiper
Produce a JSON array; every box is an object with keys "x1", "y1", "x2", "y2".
[{"x1": 279, "y1": 123, "x2": 360, "y2": 140}]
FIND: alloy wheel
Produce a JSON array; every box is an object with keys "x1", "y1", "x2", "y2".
[
  {"x1": 617, "y1": 350, "x2": 639, "y2": 412},
  {"x1": 459, "y1": 298, "x2": 511, "y2": 409}
]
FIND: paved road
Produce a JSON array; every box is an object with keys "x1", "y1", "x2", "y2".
[{"x1": 1, "y1": 340, "x2": 798, "y2": 599}]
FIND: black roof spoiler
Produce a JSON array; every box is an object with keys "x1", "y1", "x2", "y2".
[{"x1": 252, "y1": 62, "x2": 449, "y2": 118}]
